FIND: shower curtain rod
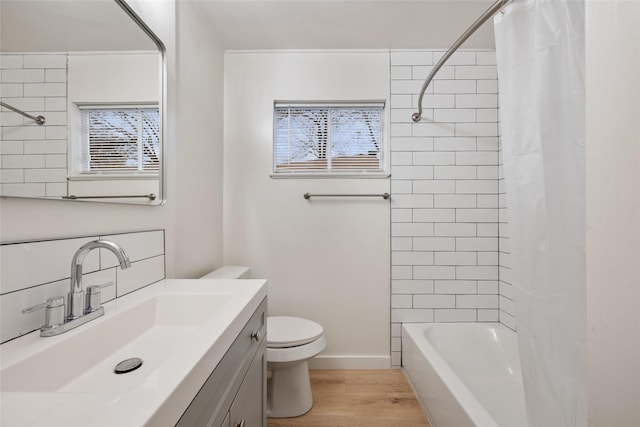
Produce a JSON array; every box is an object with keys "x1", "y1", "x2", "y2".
[
  {"x1": 0, "y1": 101, "x2": 46, "y2": 125},
  {"x1": 412, "y1": 0, "x2": 510, "y2": 122}
]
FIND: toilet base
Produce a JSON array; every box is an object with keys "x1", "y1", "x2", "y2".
[{"x1": 267, "y1": 360, "x2": 313, "y2": 418}]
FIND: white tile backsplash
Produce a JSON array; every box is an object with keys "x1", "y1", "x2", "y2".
[
  {"x1": 100, "y1": 230, "x2": 165, "y2": 267},
  {"x1": 390, "y1": 50, "x2": 502, "y2": 366},
  {"x1": 0, "y1": 230, "x2": 165, "y2": 343},
  {"x1": 116, "y1": 255, "x2": 165, "y2": 297},
  {"x1": 0, "y1": 236, "x2": 99, "y2": 294},
  {"x1": 0, "y1": 277, "x2": 72, "y2": 342}
]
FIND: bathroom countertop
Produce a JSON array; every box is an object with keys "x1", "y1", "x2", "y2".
[{"x1": 0, "y1": 278, "x2": 267, "y2": 427}]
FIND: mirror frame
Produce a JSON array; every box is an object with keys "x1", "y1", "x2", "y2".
[{"x1": 107, "y1": 0, "x2": 167, "y2": 206}]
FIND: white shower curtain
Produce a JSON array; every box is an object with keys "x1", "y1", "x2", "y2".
[{"x1": 494, "y1": 1, "x2": 586, "y2": 426}]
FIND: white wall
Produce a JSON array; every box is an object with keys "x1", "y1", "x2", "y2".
[
  {"x1": 586, "y1": 1, "x2": 640, "y2": 425},
  {"x1": 173, "y1": 0, "x2": 225, "y2": 278},
  {"x1": 0, "y1": 0, "x2": 225, "y2": 280},
  {"x1": 67, "y1": 52, "x2": 158, "y2": 105},
  {"x1": 223, "y1": 51, "x2": 391, "y2": 368}
]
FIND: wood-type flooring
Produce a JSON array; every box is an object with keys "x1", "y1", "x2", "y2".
[{"x1": 267, "y1": 369, "x2": 431, "y2": 427}]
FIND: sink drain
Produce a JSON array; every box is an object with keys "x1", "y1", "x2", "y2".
[{"x1": 114, "y1": 357, "x2": 143, "y2": 374}]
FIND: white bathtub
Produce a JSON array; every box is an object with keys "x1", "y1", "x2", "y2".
[{"x1": 402, "y1": 323, "x2": 527, "y2": 427}]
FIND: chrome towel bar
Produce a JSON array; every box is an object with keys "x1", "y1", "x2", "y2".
[
  {"x1": 0, "y1": 101, "x2": 46, "y2": 125},
  {"x1": 63, "y1": 194, "x2": 156, "y2": 201},
  {"x1": 412, "y1": 0, "x2": 510, "y2": 122},
  {"x1": 304, "y1": 192, "x2": 390, "y2": 200}
]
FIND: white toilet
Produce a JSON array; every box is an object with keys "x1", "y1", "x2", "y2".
[
  {"x1": 266, "y1": 316, "x2": 326, "y2": 417},
  {"x1": 200, "y1": 266, "x2": 326, "y2": 418}
]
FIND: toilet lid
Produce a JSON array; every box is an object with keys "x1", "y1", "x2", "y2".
[{"x1": 267, "y1": 316, "x2": 324, "y2": 348}]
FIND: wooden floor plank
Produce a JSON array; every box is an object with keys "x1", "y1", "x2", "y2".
[{"x1": 267, "y1": 369, "x2": 430, "y2": 427}]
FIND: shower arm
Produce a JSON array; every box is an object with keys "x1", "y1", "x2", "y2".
[
  {"x1": 0, "y1": 101, "x2": 46, "y2": 125},
  {"x1": 412, "y1": 0, "x2": 511, "y2": 123}
]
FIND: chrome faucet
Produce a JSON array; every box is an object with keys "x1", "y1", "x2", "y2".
[
  {"x1": 22, "y1": 239, "x2": 131, "y2": 337},
  {"x1": 68, "y1": 240, "x2": 131, "y2": 320}
]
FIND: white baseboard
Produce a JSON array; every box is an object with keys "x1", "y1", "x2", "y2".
[{"x1": 308, "y1": 355, "x2": 391, "y2": 369}]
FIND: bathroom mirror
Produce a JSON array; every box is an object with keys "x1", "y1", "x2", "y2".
[{"x1": 0, "y1": 0, "x2": 165, "y2": 205}]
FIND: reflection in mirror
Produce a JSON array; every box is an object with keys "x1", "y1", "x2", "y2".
[{"x1": 0, "y1": 0, "x2": 164, "y2": 205}]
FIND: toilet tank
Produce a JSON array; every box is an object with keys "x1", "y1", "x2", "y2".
[{"x1": 199, "y1": 266, "x2": 251, "y2": 279}]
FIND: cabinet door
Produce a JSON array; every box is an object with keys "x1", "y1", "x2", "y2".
[{"x1": 229, "y1": 349, "x2": 266, "y2": 427}]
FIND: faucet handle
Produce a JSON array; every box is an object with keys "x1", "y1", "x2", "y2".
[
  {"x1": 22, "y1": 296, "x2": 66, "y2": 329},
  {"x1": 85, "y1": 281, "x2": 114, "y2": 314}
]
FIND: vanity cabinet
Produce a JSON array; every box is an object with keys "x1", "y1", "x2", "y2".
[{"x1": 176, "y1": 299, "x2": 267, "y2": 427}]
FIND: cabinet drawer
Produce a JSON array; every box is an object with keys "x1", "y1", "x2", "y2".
[{"x1": 176, "y1": 299, "x2": 266, "y2": 427}]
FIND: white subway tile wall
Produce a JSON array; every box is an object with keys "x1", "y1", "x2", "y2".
[
  {"x1": 390, "y1": 50, "x2": 509, "y2": 366},
  {"x1": 0, "y1": 53, "x2": 68, "y2": 198},
  {"x1": 0, "y1": 230, "x2": 165, "y2": 343}
]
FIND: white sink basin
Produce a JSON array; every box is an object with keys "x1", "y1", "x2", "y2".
[
  {"x1": 0, "y1": 279, "x2": 267, "y2": 427},
  {"x1": 2, "y1": 293, "x2": 233, "y2": 393}
]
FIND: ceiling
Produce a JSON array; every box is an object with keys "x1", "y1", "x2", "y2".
[
  {"x1": 191, "y1": 0, "x2": 498, "y2": 50},
  {"x1": 1, "y1": 0, "x2": 157, "y2": 52}
]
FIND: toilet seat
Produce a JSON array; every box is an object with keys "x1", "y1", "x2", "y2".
[
  {"x1": 267, "y1": 335, "x2": 327, "y2": 363},
  {"x1": 267, "y1": 316, "x2": 324, "y2": 348}
]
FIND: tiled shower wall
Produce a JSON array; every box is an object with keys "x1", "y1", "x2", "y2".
[
  {"x1": 390, "y1": 50, "x2": 504, "y2": 366},
  {"x1": 0, "y1": 53, "x2": 68, "y2": 198}
]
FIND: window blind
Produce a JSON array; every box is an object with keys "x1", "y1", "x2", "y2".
[
  {"x1": 80, "y1": 107, "x2": 159, "y2": 173},
  {"x1": 273, "y1": 103, "x2": 384, "y2": 174}
]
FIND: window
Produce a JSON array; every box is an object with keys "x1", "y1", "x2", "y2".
[
  {"x1": 273, "y1": 102, "x2": 385, "y2": 175},
  {"x1": 78, "y1": 106, "x2": 159, "y2": 174}
]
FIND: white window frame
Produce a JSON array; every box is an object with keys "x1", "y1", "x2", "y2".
[
  {"x1": 271, "y1": 101, "x2": 388, "y2": 178},
  {"x1": 69, "y1": 104, "x2": 160, "y2": 180}
]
